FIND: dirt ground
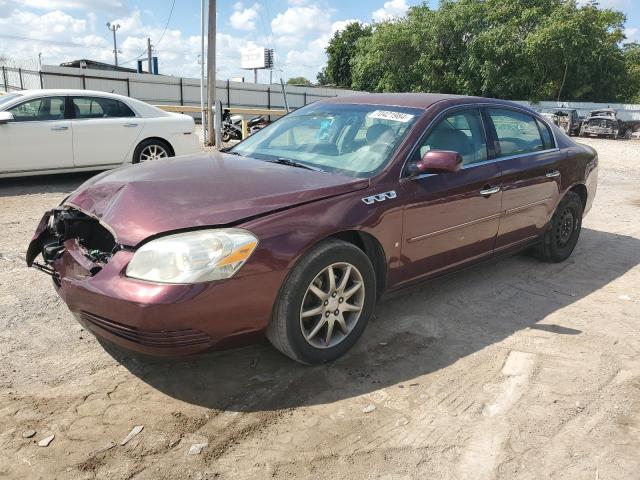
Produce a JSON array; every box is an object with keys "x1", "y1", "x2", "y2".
[{"x1": 0, "y1": 137, "x2": 639, "y2": 480}]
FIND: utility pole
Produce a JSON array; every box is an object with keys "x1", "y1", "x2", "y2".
[
  {"x1": 106, "y1": 22, "x2": 120, "y2": 66},
  {"x1": 206, "y1": 0, "x2": 217, "y2": 146},
  {"x1": 147, "y1": 37, "x2": 153, "y2": 74},
  {"x1": 200, "y1": 0, "x2": 207, "y2": 145}
]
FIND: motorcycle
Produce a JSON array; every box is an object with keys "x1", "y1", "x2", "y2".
[{"x1": 221, "y1": 109, "x2": 270, "y2": 142}]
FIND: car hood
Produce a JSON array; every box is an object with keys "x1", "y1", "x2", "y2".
[{"x1": 65, "y1": 152, "x2": 369, "y2": 246}]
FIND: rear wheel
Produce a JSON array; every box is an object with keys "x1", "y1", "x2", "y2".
[
  {"x1": 533, "y1": 191, "x2": 583, "y2": 263},
  {"x1": 266, "y1": 239, "x2": 376, "y2": 364},
  {"x1": 133, "y1": 139, "x2": 172, "y2": 164}
]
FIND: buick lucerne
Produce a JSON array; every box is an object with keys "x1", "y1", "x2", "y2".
[{"x1": 26, "y1": 94, "x2": 598, "y2": 364}]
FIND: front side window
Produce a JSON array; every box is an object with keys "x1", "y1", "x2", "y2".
[
  {"x1": 72, "y1": 97, "x2": 135, "y2": 119},
  {"x1": 415, "y1": 109, "x2": 488, "y2": 166},
  {"x1": 8, "y1": 97, "x2": 65, "y2": 122},
  {"x1": 488, "y1": 109, "x2": 545, "y2": 157},
  {"x1": 230, "y1": 103, "x2": 422, "y2": 178}
]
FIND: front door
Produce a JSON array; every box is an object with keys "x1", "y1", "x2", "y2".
[
  {"x1": 484, "y1": 108, "x2": 561, "y2": 251},
  {"x1": 70, "y1": 96, "x2": 143, "y2": 167},
  {"x1": 0, "y1": 96, "x2": 73, "y2": 174},
  {"x1": 397, "y1": 108, "x2": 503, "y2": 285}
]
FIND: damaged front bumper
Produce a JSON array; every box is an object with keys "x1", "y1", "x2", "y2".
[
  {"x1": 26, "y1": 207, "x2": 283, "y2": 356},
  {"x1": 26, "y1": 207, "x2": 120, "y2": 282}
]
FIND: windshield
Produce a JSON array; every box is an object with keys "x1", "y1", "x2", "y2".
[
  {"x1": 0, "y1": 93, "x2": 22, "y2": 109},
  {"x1": 230, "y1": 103, "x2": 423, "y2": 177}
]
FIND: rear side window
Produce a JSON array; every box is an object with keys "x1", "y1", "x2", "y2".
[
  {"x1": 416, "y1": 109, "x2": 488, "y2": 166},
  {"x1": 72, "y1": 97, "x2": 135, "y2": 119},
  {"x1": 536, "y1": 118, "x2": 555, "y2": 149},
  {"x1": 488, "y1": 109, "x2": 545, "y2": 157},
  {"x1": 8, "y1": 97, "x2": 65, "y2": 122}
]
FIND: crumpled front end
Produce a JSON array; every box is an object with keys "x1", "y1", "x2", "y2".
[
  {"x1": 26, "y1": 207, "x2": 285, "y2": 356},
  {"x1": 26, "y1": 206, "x2": 120, "y2": 281}
]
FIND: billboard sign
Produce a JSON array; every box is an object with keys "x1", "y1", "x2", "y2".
[{"x1": 241, "y1": 48, "x2": 274, "y2": 70}]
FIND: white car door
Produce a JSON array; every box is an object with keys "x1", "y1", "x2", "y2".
[
  {"x1": 70, "y1": 96, "x2": 143, "y2": 167},
  {"x1": 0, "y1": 96, "x2": 73, "y2": 174}
]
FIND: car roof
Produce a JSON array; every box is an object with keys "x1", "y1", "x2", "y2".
[
  {"x1": 8, "y1": 89, "x2": 129, "y2": 99},
  {"x1": 317, "y1": 92, "x2": 530, "y2": 111}
]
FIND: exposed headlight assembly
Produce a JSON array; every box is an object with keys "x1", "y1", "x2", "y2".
[{"x1": 126, "y1": 229, "x2": 258, "y2": 284}]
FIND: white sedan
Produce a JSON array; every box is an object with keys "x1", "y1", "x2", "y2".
[{"x1": 0, "y1": 89, "x2": 200, "y2": 178}]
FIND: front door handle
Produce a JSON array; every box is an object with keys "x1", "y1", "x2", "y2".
[
  {"x1": 123, "y1": 123, "x2": 139, "y2": 128},
  {"x1": 546, "y1": 170, "x2": 560, "y2": 178},
  {"x1": 480, "y1": 185, "x2": 501, "y2": 196},
  {"x1": 50, "y1": 125, "x2": 68, "y2": 131}
]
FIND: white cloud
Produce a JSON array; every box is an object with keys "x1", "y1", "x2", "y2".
[
  {"x1": 271, "y1": 5, "x2": 331, "y2": 36},
  {"x1": 230, "y1": 4, "x2": 260, "y2": 31},
  {"x1": 372, "y1": 0, "x2": 408, "y2": 22},
  {"x1": 22, "y1": 0, "x2": 126, "y2": 13},
  {"x1": 625, "y1": 27, "x2": 638, "y2": 41}
]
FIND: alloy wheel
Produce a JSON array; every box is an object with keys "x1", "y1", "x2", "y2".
[
  {"x1": 139, "y1": 144, "x2": 168, "y2": 162},
  {"x1": 299, "y1": 262, "x2": 365, "y2": 349}
]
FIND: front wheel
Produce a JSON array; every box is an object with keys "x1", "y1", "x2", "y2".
[
  {"x1": 533, "y1": 191, "x2": 583, "y2": 263},
  {"x1": 266, "y1": 239, "x2": 376, "y2": 364}
]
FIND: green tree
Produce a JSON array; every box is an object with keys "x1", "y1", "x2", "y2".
[
  {"x1": 316, "y1": 67, "x2": 330, "y2": 86},
  {"x1": 622, "y1": 42, "x2": 640, "y2": 103},
  {"x1": 325, "y1": 22, "x2": 373, "y2": 87},
  {"x1": 349, "y1": 0, "x2": 631, "y2": 102},
  {"x1": 287, "y1": 76, "x2": 313, "y2": 86}
]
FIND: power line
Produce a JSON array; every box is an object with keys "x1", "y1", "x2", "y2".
[
  {"x1": 119, "y1": 0, "x2": 177, "y2": 65},
  {"x1": 155, "y1": 0, "x2": 176, "y2": 48}
]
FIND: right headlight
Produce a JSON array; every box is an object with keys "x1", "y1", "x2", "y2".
[{"x1": 126, "y1": 228, "x2": 258, "y2": 284}]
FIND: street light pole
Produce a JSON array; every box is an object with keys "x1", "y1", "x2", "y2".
[
  {"x1": 206, "y1": 0, "x2": 217, "y2": 146},
  {"x1": 106, "y1": 22, "x2": 121, "y2": 67}
]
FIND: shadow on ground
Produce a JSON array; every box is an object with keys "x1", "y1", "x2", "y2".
[
  {"x1": 0, "y1": 172, "x2": 96, "y2": 198},
  {"x1": 103, "y1": 227, "x2": 639, "y2": 412}
]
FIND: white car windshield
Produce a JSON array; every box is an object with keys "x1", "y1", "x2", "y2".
[{"x1": 230, "y1": 103, "x2": 423, "y2": 177}]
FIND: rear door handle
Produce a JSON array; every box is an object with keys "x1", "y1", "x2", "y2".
[
  {"x1": 123, "y1": 123, "x2": 139, "y2": 128},
  {"x1": 50, "y1": 125, "x2": 68, "y2": 131},
  {"x1": 546, "y1": 170, "x2": 560, "y2": 178},
  {"x1": 480, "y1": 185, "x2": 501, "y2": 196}
]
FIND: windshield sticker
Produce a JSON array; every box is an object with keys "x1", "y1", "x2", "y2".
[{"x1": 369, "y1": 110, "x2": 415, "y2": 123}]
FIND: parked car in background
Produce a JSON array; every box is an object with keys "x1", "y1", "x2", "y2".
[
  {"x1": 541, "y1": 112, "x2": 559, "y2": 127},
  {"x1": 0, "y1": 89, "x2": 199, "y2": 178},
  {"x1": 27, "y1": 93, "x2": 598, "y2": 364},
  {"x1": 552, "y1": 108, "x2": 582, "y2": 136},
  {"x1": 579, "y1": 108, "x2": 627, "y2": 139}
]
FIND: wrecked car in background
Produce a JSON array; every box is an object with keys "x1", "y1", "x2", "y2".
[{"x1": 580, "y1": 108, "x2": 629, "y2": 139}]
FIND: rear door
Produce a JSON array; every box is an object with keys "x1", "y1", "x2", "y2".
[
  {"x1": 0, "y1": 96, "x2": 73, "y2": 174},
  {"x1": 70, "y1": 96, "x2": 143, "y2": 167},
  {"x1": 485, "y1": 107, "x2": 562, "y2": 251},
  {"x1": 397, "y1": 107, "x2": 503, "y2": 284}
]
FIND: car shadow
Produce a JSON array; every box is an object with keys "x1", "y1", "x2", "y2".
[
  {"x1": 103, "y1": 227, "x2": 639, "y2": 413},
  {"x1": 0, "y1": 172, "x2": 97, "y2": 198}
]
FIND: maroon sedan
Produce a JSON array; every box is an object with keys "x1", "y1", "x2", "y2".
[{"x1": 27, "y1": 94, "x2": 598, "y2": 364}]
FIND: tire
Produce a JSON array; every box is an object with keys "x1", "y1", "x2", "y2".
[
  {"x1": 266, "y1": 239, "x2": 376, "y2": 364},
  {"x1": 533, "y1": 191, "x2": 583, "y2": 263},
  {"x1": 132, "y1": 138, "x2": 173, "y2": 164}
]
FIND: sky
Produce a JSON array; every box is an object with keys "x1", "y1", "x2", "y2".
[{"x1": 0, "y1": 0, "x2": 638, "y2": 83}]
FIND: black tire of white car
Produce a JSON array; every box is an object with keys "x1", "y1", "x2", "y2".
[
  {"x1": 132, "y1": 139, "x2": 173, "y2": 164},
  {"x1": 266, "y1": 239, "x2": 376, "y2": 365},
  {"x1": 533, "y1": 191, "x2": 583, "y2": 263}
]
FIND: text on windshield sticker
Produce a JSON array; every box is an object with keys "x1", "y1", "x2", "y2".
[{"x1": 369, "y1": 110, "x2": 415, "y2": 123}]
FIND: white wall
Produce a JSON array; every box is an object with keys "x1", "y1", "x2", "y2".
[{"x1": 38, "y1": 65, "x2": 362, "y2": 113}]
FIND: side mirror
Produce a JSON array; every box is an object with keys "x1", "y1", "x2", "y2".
[
  {"x1": 0, "y1": 111, "x2": 15, "y2": 124},
  {"x1": 414, "y1": 150, "x2": 463, "y2": 175}
]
